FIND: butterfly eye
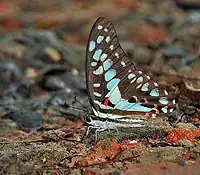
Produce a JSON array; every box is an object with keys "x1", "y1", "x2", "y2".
[{"x1": 85, "y1": 115, "x2": 92, "y2": 124}]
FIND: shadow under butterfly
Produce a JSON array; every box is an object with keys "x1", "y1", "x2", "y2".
[{"x1": 85, "y1": 17, "x2": 176, "y2": 139}]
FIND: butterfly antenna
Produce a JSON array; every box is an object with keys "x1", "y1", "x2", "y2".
[
  {"x1": 63, "y1": 102, "x2": 88, "y2": 113},
  {"x1": 73, "y1": 96, "x2": 90, "y2": 114}
]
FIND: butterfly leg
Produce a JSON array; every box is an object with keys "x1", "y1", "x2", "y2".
[
  {"x1": 86, "y1": 126, "x2": 92, "y2": 137},
  {"x1": 174, "y1": 104, "x2": 185, "y2": 124},
  {"x1": 86, "y1": 126, "x2": 101, "y2": 137},
  {"x1": 115, "y1": 127, "x2": 119, "y2": 136},
  {"x1": 95, "y1": 128, "x2": 106, "y2": 141},
  {"x1": 105, "y1": 121, "x2": 119, "y2": 137},
  {"x1": 174, "y1": 111, "x2": 185, "y2": 125},
  {"x1": 104, "y1": 121, "x2": 120, "y2": 137},
  {"x1": 105, "y1": 121, "x2": 111, "y2": 132}
]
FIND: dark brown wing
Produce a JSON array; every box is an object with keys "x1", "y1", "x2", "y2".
[{"x1": 85, "y1": 17, "x2": 176, "y2": 116}]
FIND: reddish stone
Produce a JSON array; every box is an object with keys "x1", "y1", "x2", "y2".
[
  {"x1": 183, "y1": 153, "x2": 190, "y2": 160},
  {"x1": 74, "y1": 138, "x2": 121, "y2": 167},
  {"x1": 114, "y1": 0, "x2": 141, "y2": 11},
  {"x1": 120, "y1": 139, "x2": 138, "y2": 150},
  {"x1": 0, "y1": 2, "x2": 8, "y2": 16},
  {"x1": 167, "y1": 128, "x2": 200, "y2": 143},
  {"x1": 130, "y1": 23, "x2": 168, "y2": 45},
  {"x1": 0, "y1": 17, "x2": 22, "y2": 29}
]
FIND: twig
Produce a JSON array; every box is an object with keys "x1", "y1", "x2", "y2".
[
  {"x1": 52, "y1": 129, "x2": 83, "y2": 143},
  {"x1": 72, "y1": 153, "x2": 140, "y2": 168},
  {"x1": 0, "y1": 138, "x2": 45, "y2": 144}
]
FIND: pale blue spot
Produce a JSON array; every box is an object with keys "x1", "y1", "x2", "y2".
[
  {"x1": 106, "y1": 78, "x2": 120, "y2": 90},
  {"x1": 97, "y1": 35, "x2": 104, "y2": 44},
  {"x1": 105, "y1": 69, "x2": 116, "y2": 81},
  {"x1": 137, "y1": 76, "x2": 143, "y2": 84},
  {"x1": 93, "y1": 66, "x2": 103, "y2": 75},
  {"x1": 93, "y1": 49, "x2": 102, "y2": 61},
  {"x1": 91, "y1": 62, "x2": 97, "y2": 66},
  {"x1": 150, "y1": 88, "x2": 159, "y2": 96},
  {"x1": 103, "y1": 59, "x2": 113, "y2": 71},
  {"x1": 115, "y1": 101, "x2": 152, "y2": 112},
  {"x1": 161, "y1": 107, "x2": 168, "y2": 113},
  {"x1": 115, "y1": 100, "x2": 133, "y2": 110},
  {"x1": 97, "y1": 25, "x2": 103, "y2": 30},
  {"x1": 100, "y1": 53, "x2": 107, "y2": 62},
  {"x1": 89, "y1": 41, "x2": 95, "y2": 51},
  {"x1": 141, "y1": 82, "x2": 149, "y2": 91},
  {"x1": 106, "y1": 86, "x2": 121, "y2": 104},
  {"x1": 159, "y1": 97, "x2": 168, "y2": 105},
  {"x1": 127, "y1": 103, "x2": 152, "y2": 112}
]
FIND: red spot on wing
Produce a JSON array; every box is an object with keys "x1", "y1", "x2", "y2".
[
  {"x1": 153, "y1": 104, "x2": 159, "y2": 114},
  {"x1": 143, "y1": 97, "x2": 148, "y2": 103},
  {"x1": 145, "y1": 112, "x2": 151, "y2": 118},
  {"x1": 104, "y1": 98, "x2": 109, "y2": 106}
]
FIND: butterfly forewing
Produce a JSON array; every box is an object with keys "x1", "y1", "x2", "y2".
[
  {"x1": 86, "y1": 17, "x2": 176, "y2": 118},
  {"x1": 86, "y1": 17, "x2": 134, "y2": 111}
]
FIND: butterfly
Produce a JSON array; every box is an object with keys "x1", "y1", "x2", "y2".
[{"x1": 85, "y1": 17, "x2": 176, "y2": 135}]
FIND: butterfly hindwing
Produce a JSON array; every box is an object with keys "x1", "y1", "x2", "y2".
[{"x1": 86, "y1": 17, "x2": 175, "y2": 117}]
